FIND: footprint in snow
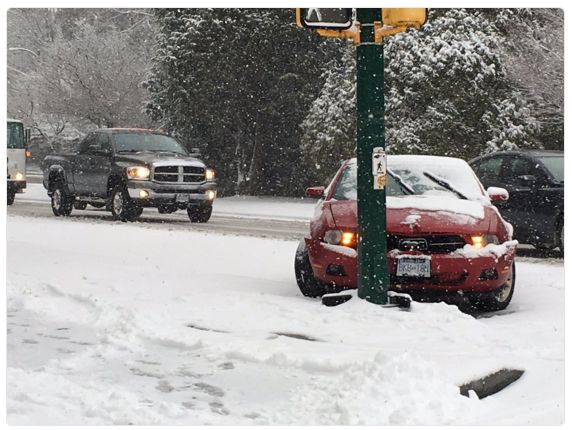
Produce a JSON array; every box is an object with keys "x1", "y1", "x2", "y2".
[
  {"x1": 22, "y1": 339, "x2": 38, "y2": 344},
  {"x1": 194, "y1": 382, "x2": 225, "y2": 398},
  {"x1": 156, "y1": 380, "x2": 175, "y2": 393},
  {"x1": 218, "y1": 362, "x2": 235, "y2": 370},
  {"x1": 209, "y1": 400, "x2": 229, "y2": 416}
]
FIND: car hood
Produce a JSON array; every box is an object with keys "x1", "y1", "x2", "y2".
[
  {"x1": 114, "y1": 152, "x2": 204, "y2": 167},
  {"x1": 328, "y1": 195, "x2": 492, "y2": 235}
]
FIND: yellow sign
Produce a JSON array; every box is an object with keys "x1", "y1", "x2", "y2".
[{"x1": 381, "y1": 8, "x2": 428, "y2": 29}]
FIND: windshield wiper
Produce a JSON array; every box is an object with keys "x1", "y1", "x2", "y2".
[
  {"x1": 387, "y1": 169, "x2": 414, "y2": 195},
  {"x1": 423, "y1": 171, "x2": 468, "y2": 200}
]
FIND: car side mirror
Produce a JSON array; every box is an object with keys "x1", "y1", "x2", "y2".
[
  {"x1": 89, "y1": 144, "x2": 111, "y2": 156},
  {"x1": 487, "y1": 187, "x2": 509, "y2": 202},
  {"x1": 306, "y1": 186, "x2": 325, "y2": 199},
  {"x1": 517, "y1": 174, "x2": 536, "y2": 187}
]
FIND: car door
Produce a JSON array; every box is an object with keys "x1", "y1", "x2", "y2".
[
  {"x1": 501, "y1": 155, "x2": 547, "y2": 243},
  {"x1": 72, "y1": 133, "x2": 97, "y2": 194},
  {"x1": 472, "y1": 154, "x2": 519, "y2": 228},
  {"x1": 73, "y1": 132, "x2": 113, "y2": 197},
  {"x1": 88, "y1": 132, "x2": 114, "y2": 196}
]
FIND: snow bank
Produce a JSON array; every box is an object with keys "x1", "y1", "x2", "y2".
[
  {"x1": 277, "y1": 352, "x2": 482, "y2": 425},
  {"x1": 6, "y1": 216, "x2": 564, "y2": 425}
]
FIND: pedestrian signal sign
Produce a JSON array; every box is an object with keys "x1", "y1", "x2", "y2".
[{"x1": 296, "y1": 8, "x2": 353, "y2": 30}]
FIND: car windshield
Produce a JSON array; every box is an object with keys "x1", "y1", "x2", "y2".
[
  {"x1": 538, "y1": 156, "x2": 564, "y2": 182},
  {"x1": 113, "y1": 132, "x2": 188, "y2": 155},
  {"x1": 332, "y1": 156, "x2": 485, "y2": 201}
]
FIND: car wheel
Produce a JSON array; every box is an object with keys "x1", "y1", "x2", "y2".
[
  {"x1": 110, "y1": 185, "x2": 141, "y2": 222},
  {"x1": 7, "y1": 189, "x2": 15, "y2": 205},
  {"x1": 74, "y1": 201, "x2": 88, "y2": 210},
  {"x1": 51, "y1": 181, "x2": 74, "y2": 217},
  {"x1": 294, "y1": 240, "x2": 326, "y2": 298},
  {"x1": 473, "y1": 262, "x2": 516, "y2": 312},
  {"x1": 187, "y1": 204, "x2": 212, "y2": 223}
]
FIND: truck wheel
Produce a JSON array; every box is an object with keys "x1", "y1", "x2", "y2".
[
  {"x1": 110, "y1": 185, "x2": 141, "y2": 222},
  {"x1": 187, "y1": 204, "x2": 212, "y2": 223},
  {"x1": 7, "y1": 189, "x2": 15, "y2": 206},
  {"x1": 51, "y1": 182, "x2": 74, "y2": 216},
  {"x1": 74, "y1": 201, "x2": 88, "y2": 210},
  {"x1": 472, "y1": 262, "x2": 515, "y2": 312},
  {"x1": 294, "y1": 240, "x2": 326, "y2": 298}
]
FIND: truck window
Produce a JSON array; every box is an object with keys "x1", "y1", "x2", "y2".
[{"x1": 7, "y1": 121, "x2": 25, "y2": 149}]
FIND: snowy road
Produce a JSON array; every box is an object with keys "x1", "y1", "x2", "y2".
[
  {"x1": 6, "y1": 214, "x2": 564, "y2": 425},
  {"x1": 7, "y1": 200, "x2": 309, "y2": 240}
]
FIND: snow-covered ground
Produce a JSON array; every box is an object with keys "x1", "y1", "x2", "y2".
[
  {"x1": 18, "y1": 183, "x2": 316, "y2": 221},
  {"x1": 6, "y1": 215, "x2": 564, "y2": 425}
]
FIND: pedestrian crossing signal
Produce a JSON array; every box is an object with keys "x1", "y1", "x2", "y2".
[{"x1": 296, "y1": 8, "x2": 354, "y2": 30}]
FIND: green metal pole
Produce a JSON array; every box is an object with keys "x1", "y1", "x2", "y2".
[{"x1": 356, "y1": 8, "x2": 389, "y2": 305}]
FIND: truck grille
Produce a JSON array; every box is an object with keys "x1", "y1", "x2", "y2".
[
  {"x1": 388, "y1": 235, "x2": 466, "y2": 254},
  {"x1": 153, "y1": 165, "x2": 205, "y2": 183}
]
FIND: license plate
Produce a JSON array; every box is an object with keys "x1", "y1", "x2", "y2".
[
  {"x1": 176, "y1": 194, "x2": 189, "y2": 203},
  {"x1": 396, "y1": 257, "x2": 431, "y2": 278}
]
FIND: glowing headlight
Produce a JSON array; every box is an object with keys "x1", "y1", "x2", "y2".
[
  {"x1": 15, "y1": 172, "x2": 24, "y2": 181},
  {"x1": 205, "y1": 168, "x2": 216, "y2": 181},
  {"x1": 126, "y1": 166, "x2": 150, "y2": 180},
  {"x1": 470, "y1": 234, "x2": 499, "y2": 249},
  {"x1": 205, "y1": 190, "x2": 216, "y2": 200},
  {"x1": 323, "y1": 230, "x2": 356, "y2": 248}
]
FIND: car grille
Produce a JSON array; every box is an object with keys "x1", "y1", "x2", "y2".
[
  {"x1": 388, "y1": 235, "x2": 466, "y2": 254},
  {"x1": 153, "y1": 165, "x2": 205, "y2": 183}
]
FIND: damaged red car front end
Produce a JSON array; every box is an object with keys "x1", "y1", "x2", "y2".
[{"x1": 295, "y1": 156, "x2": 517, "y2": 310}]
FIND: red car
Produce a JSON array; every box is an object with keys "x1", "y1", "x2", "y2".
[{"x1": 295, "y1": 155, "x2": 517, "y2": 311}]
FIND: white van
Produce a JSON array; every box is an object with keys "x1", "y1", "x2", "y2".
[{"x1": 7, "y1": 119, "x2": 29, "y2": 205}]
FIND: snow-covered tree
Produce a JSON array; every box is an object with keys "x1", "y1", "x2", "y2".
[
  {"x1": 30, "y1": 22, "x2": 152, "y2": 128},
  {"x1": 145, "y1": 9, "x2": 333, "y2": 196},
  {"x1": 385, "y1": 8, "x2": 539, "y2": 158},
  {"x1": 300, "y1": 42, "x2": 356, "y2": 185},
  {"x1": 300, "y1": 9, "x2": 552, "y2": 184}
]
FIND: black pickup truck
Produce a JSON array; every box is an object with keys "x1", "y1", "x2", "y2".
[{"x1": 42, "y1": 128, "x2": 217, "y2": 222}]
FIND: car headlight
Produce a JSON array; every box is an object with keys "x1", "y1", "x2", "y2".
[
  {"x1": 206, "y1": 168, "x2": 216, "y2": 181},
  {"x1": 323, "y1": 229, "x2": 356, "y2": 247},
  {"x1": 126, "y1": 166, "x2": 150, "y2": 180},
  {"x1": 470, "y1": 234, "x2": 499, "y2": 249}
]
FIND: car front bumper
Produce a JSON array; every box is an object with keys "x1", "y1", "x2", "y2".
[
  {"x1": 305, "y1": 238, "x2": 516, "y2": 295},
  {"x1": 126, "y1": 180, "x2": 216, "y2": 207}
]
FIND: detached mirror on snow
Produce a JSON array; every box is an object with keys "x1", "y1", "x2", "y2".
[{"x1": 487, "y1": 187, "x2": 509, "y2": 202}]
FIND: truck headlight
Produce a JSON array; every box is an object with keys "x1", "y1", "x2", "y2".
[
  {"x1": 206, "y1": 168, "x2": 216, "y2": 181},
  {"x1": 15, "y1": 172, "x2": 24, "y2": 181},
  {"x1": 127, "y1": 166, "x2": 150, "y2": 180}
]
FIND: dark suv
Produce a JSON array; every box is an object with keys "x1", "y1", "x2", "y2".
[{"x1": 469, "y1": 150, "x2": 564, "y2": 252}]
